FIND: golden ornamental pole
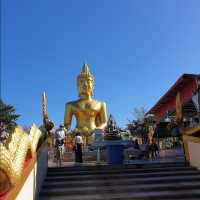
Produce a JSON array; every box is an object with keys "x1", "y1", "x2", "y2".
[
  {"x1": 176, "y1": 92, "x2": 182, "y2": 122},
  {"x1": 42, "y1": 92, "x2": 47, "y2": 125}
]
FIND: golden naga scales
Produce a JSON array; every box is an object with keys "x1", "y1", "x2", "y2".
[{"x1": 0, "y1": 124, "x2": 42, "y2": 194}]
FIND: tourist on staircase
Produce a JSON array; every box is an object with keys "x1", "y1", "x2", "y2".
[
  {"x1": 73, "y1": 132, "x2": 83, "y2": 163},
  {"x1": 54, "y1": 124, "x2": 67, "y2": 162}
]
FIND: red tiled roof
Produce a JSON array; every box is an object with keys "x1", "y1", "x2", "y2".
[{"x1": 147, "y1": 74, "x2": 200, "y2": 114}]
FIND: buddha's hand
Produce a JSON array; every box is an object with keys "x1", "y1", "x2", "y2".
[{"x1": 82, "y1": 127, "x2": 89, "y2": 134}]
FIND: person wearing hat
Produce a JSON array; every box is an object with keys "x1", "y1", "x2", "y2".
[{"x1": 54, "y1": 124, "x2": 67, "y2": 161}]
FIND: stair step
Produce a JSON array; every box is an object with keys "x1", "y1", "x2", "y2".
[
  {"x1": 45, "y1": 169, "x2": 199, "y2": 181},
  {"x1": 47, "y1": 166, "x2": 193, "y2": 176},
  {"x1": 40, "y1": 181, "x2": 200, "y2": 196},
  {"x1": 47, "y1": 162, "x2": 188, "y2": 172},
  {"x1": 39, "y1": 161, "x2": 199, "y2": 200},
  {"x1": 43, "y1": 174, "x2": 200, "y2": 187},
  {"x1": 39, "y1": 189, "x2": 200, "y2": 200}
]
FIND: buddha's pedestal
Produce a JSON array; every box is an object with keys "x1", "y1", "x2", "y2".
[{"x1": 105, "y1": 140, "x2": 124, "y2": 165}]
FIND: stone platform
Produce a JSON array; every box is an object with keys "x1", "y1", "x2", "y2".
[{"x1": 48, "y1": 148, "x2": 184, "y2": 167}]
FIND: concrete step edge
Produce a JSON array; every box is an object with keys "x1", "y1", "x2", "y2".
[
  {"x1": 47, "y1": 166, "x2": 194, "y2": 176},
  {"x1": 45, "y1": 170, "x2": 200, "y2": 181},
  {"x1": 40, "y1": 182, "x2": 200, "y2": 195},
  {"x1": 39, "y1": 189, "x2": 200, "y2": 200},
  {"x1": 43, "y1": 175, "x2": 200, "y2": 186}
]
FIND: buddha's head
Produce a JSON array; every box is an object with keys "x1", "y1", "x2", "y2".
[{"x1": 77, "y1": 64, "x2": 95, "y2": 99}]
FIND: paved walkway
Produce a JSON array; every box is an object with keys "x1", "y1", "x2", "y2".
[{"x1": 48, "y1": 148, "x2": 185, "y2": 167}]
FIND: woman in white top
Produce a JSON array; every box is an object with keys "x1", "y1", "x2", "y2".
[{"x1": 74, "y1": 133, "x2": 83, "y2": 163}]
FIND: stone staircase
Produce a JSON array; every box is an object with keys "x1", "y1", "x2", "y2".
[{"x1": 39, "y1": 162, "x2": 200, "y2": 200}]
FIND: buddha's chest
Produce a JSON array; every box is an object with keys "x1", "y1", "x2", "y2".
[{"x1": 73, "y1": 102, "x2": 101, "y2": 115}]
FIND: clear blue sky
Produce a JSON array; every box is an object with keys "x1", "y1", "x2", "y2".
[{"x1": 1, "y1": 0, "x2": 200, "y2": 128}]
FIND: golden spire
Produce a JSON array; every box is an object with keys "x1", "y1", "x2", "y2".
[
  {"x1": 42, "y1": 92, "x2": 47, "y2": 123},
  {"x1": 77, "y1": 63, "x2": 94, "y2": 82}
]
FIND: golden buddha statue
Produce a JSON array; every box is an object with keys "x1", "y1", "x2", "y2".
[{"x1": 64, "y1": 64, "x2": 108, "y2": 144}]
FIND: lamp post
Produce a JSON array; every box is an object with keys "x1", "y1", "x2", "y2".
[{"x1": 197, "y1": 79, "x2": 200, "y2": 120}]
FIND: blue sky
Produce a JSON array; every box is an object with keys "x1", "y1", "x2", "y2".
[{"x1": 1, "y1": 0, "x2": 200, "y2": 129}]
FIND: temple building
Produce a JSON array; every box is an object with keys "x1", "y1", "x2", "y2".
[{"x1": 148, "y1": 74, "x2": 200, "y2": 123}]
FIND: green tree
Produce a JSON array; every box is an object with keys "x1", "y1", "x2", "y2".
[
  {"x1": 132, "y1": 107, "x2": 147, "y2": 123},
  {"x1": 0, "y1": 99, "x2": 20, "y2": 132}
]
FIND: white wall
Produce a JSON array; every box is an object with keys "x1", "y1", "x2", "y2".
[
  {"x1": 188, "y1": 141, "x2": 200, "y2": 170},
  {"x1": 16, "y1": 168, "x2": 35, "y2": 200},
  {"x1": 15, "y1": 143, "x2": 48, "y2": 200}
]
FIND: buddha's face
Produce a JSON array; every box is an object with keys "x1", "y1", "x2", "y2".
[{"x1": 78, "y1": 77, "x2": 94, "y2": 98}]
